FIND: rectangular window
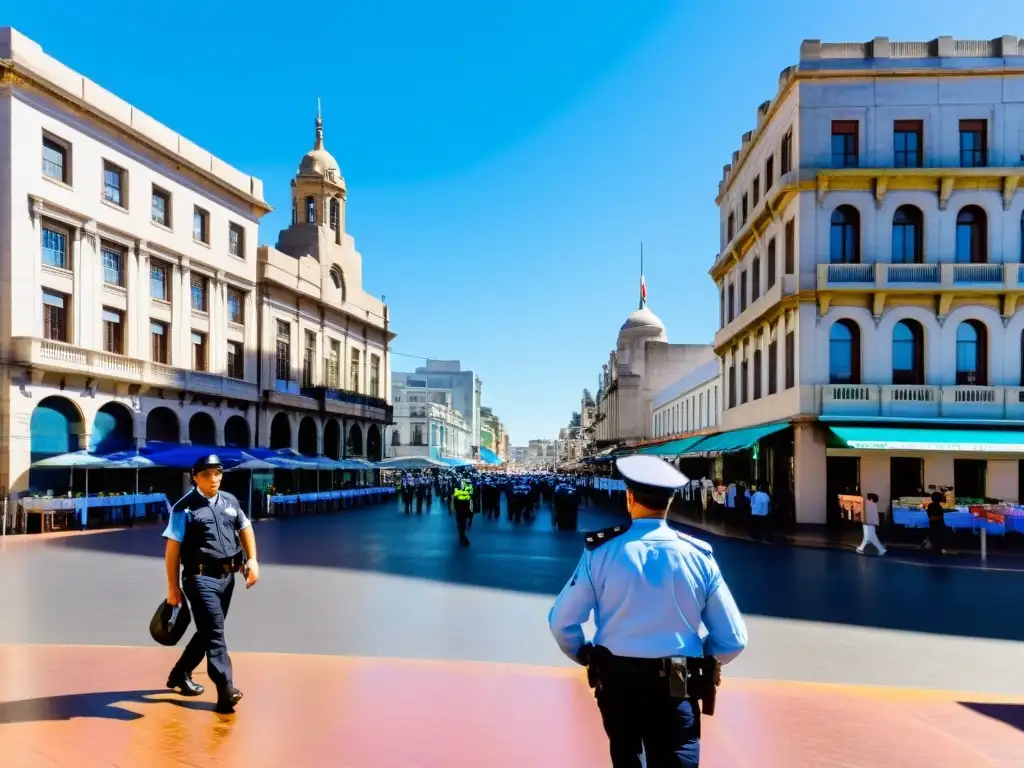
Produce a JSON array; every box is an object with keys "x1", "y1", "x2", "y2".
[
  {"x1": 151, "y1": 262, "x2": 169, "y2": 301},
  {"x1": 830, "y1": 121, "x2": 859, "y2": 168},
  {"x1": 740, "y1": 357, "x2": 749, "y2": 404},
  {"x1": 191, "y1": 332, "x2": 207, "y2": 372},
  {"x1": 767, "y1": 238, "x2": 777, "y2": 289},
  {"x1": 785, "y1": 331, "x2": 795, "y2": 389},
  {"x1": 412, "y1": 423, "x2": 425, "y2": 446},
  {"x1": 370, "y1": 354, "x2": 381, "y2": 398},
  {"x1": 753, "y1": 346, "x2": 763, "y2": 400},
  {"x1": 227, "y1": 340, "x2": 244, "y2": 379},
  {"x1": 739, "y1": 270, "x2": 747, "y2": 312},
  {"x1": 227, "y1": 289, "x2": 243, "y2": 324},
  {"x1": 893, "y1": 120, "x2": 923, "y2": 168},
  {"x1": 101, "y1": 245, "x2": 124, "y2": 286},
  {"x1": 275, "y1": 320, "x2": 291, "y2": 381},
  {"x1": 727, "y1": 284, "x2": 735, "y2": 322},
  {"x1": 190, "y1": 274, "x2": 207, "y2": 312},
  {"x1": 727, "y1": 213, "x2": 735, "y2": 242},
  {"x1": 752, "y1": 258, "x2": 760, "y2": 301},
  {"x1": 784, "y1": 219, "x2": 795, "y2": 274},
  {"x1": 303, "y1": 331, "x2": 317, "y2": 387},
  {"x1": 719, "y1": 290, "x2": 725, "y2": 328},
  {"x1": 727, "y1": 363, "x2": 736, "y2": 409},
  {"x1": 193, "y1": 206, "x2": 209, "y2": 243},
  {"x1": 752, "y1": 176, "x2": 760, "y2": 206},
  {"x1": 768, "y1": 339, "x2": 778, "y2": 395},
  {"x1": 959, "y1": 120, "x2": 987, "y2": 168},
  {"x1": 327, "y1": 339, "x2": 341, "y2": 388},
  {"x1": 780, "y1": 130, "x2": 793, "y2": 175},
  {"x1": 765, "y1": 155, "x2": 774, "y2": 191},
  {"x1": 741, "y1": 194, "x2": 749, "y2": 226},
  {"x1": 42, "y1": 135, "x2": 69, "y2": 183},
  {"x1": 350, "y1": 348, "x2": 361, "y2": 391},
  {"x1": 151, "y1": 321, "x2": 168, "y2": 364},
  {"x1": 151, "y1": 186, "x2": 171, "y2": 226},
  {"x1": 102, "y1": 308, "x2": 123, "y2": 354},
  {"x1": 229, "y1": 223, "x2": 244, "y2": 258},
  {"x1": 43, "y1": 289, "x2": 68, "y2": 342},
  {"x1": 103, "y1": 161, "x2": 126, "y2": 207},
  {"x1": 41, "y1": 226, "x2": 68, "y2": 269}
]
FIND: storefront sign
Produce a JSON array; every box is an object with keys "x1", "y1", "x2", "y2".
[{"x1": 846, "y1": 439, "x2": 1024, "y2": 453}]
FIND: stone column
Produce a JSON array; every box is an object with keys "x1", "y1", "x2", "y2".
[
  {"x1": 793, "y1": 422, "x2": 827, "y2": 524},
  {"x1": 171, "y1": 263, "x2": 183, "y2": 367},
  {"x1": 178, "y1": 260, "x2": 191, "y2": 367},
  {"x1": 71, "y1": 227, "x2": 84, "y2": 345},
  {"x1": 135, "y1": 244, "x2": 150, "y2": 360},
  {"x1": 245, "y1": 289, "x2": 257, "y2": 382},
  {"x1": 125, "y1": 242, "x2": 139, "y2": 358}
]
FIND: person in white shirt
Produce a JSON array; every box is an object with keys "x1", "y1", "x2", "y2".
[{"x1": 856, "y1": 493, "x2": 887, "y2": 556}]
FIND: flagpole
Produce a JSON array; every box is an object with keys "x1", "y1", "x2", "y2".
[{"x1": 639, "y1": 242, "x2": 645, "y2": 309}]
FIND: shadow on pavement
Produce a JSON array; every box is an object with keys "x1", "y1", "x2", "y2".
[
  {"x1": 959, "y1": 702, "x2": 1024, "y2": 732},
  {"x1": 26, "y1": 497, "x2": 1024, "y2": 643},
  {"x1": 0, "y1": 689, "x2": 214, "y2": 724}
]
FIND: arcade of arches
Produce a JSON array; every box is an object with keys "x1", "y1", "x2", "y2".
[{"x1": 266, "y1": 411, "x2": 383, "y2": 462}]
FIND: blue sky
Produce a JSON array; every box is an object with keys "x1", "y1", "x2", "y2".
[{"x1": 8, "y1": 1, "x2": 1023, "y2": 442}]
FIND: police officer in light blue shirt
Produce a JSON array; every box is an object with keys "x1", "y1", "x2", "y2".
[{"x1": 548, "y1": 455, "x2": 748, "y2": 767}]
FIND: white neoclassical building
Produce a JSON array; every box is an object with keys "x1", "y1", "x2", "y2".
[
  {"x1": 257, "y1": 114, "x2": 394, "y2": 462},
  {"x1": 0, "y1": 28, "x2": 269, "y2": 497},
  {"x1": 389, "y1": 380, "x2": 471, "y2": 460},
  {"x1": 651, "y1": 358, "x2": 722, "y2": 440},
  {"x1": 708, "y1": 36, "x2": 1024, "y2": 524}
]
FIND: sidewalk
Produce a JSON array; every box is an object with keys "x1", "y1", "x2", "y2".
[{"x1": 666, "y1": 511, "x2": 1024, "y2": 571}]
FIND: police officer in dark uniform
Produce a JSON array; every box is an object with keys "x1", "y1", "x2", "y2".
[
  {"x1": 549, "y1": 455, "x2": 748, "y2": 766},
  {"x1": 163, "y1": 454, "x2": 260, "y2": 714}
]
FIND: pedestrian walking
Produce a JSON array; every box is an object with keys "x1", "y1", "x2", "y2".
[
  {"x1": 749, "y1": 482, "x2": 770, "y2": 541},
  {"x1": 162, "y1": 454, "x2": 260, "y2": 714},
  {"x1": 548, "y1": 455, "x2": 748, "y2": 767},
  {"x1": 855, "y1": 493, "x2": 887, "y2": 556}
]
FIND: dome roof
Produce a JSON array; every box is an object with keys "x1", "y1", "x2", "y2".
[
  {"x1": 620, "y1": 305, "x2": 666, "y2": 333},
  {"x1": 297, "y1": 115, "x2": 344, "y2": 186}
]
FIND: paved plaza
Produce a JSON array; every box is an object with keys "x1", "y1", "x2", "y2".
[{"x1": 2, "y1": 497, "x2": 1024, "y2": 765}]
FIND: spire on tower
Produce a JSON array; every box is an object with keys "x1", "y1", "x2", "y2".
[
  {"x1": 639, "y1": 242, "x2": 647, "y2": 309},
  {"x1": 314, "y1": 97, "x2": 324, "y2": 150}
]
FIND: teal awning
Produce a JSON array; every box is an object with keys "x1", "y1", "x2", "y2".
[
  {"x1": 680, "y1": 421, "x2": 790, "y2": 456},
  {"x1": 829, "y1": 426, "x2": 1024, "y2": 453},
  {"x1": 637, "y1": 436, "x2": 705, "y2": 457}
]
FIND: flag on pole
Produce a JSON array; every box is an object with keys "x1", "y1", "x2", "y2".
[
  {"x1": 640, "y1": 242, "x2": 647, "y2": 306},
  {"x1": 640, "y1": 273, "x2": 647, "y2": 304}
]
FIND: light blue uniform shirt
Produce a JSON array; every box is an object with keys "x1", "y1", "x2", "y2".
[
  {"x1": 548, "y1": 518, "x2": 748, "y2": 664},
  {"x1": 750, "y1": 491, "x2": 770, "y2": 517}
]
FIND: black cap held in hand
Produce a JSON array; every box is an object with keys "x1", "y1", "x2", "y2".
[{"x1": 149, "y1": 599, "x2": 192, "y2": 646}]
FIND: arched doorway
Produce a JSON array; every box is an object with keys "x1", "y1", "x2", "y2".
[
  {"x1": 270, "y1": 412, "x2": 291, "y2": 450},
  {"x1": 298, "y1": 417, "x2": 318, "y2": 457},
  {"x1": 89, "y1": 402, "x2": 134, "y2": 454},
  {"x1": 367, "y1": 424, "x2": 382, "y2": 462},
  {"x1": 323, "y1": 419, "x2": 341, "y2": 459},
  {"x1": 146, "y1": 407, "x2": 179, "y2": 444},
  {"x1": 347, "y1": 423, "x2": 363, "y2": 456},
  {"x1": 224, "y1": 416, "x2": 251, "y2": 448},
  {"x1": 30, "y1": 396, "x2": 83, "y2": 495},
  {"x1": 189, "y1": 412, "x2": 217, "y2": 446}
]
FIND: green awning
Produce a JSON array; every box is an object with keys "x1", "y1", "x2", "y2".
[
  {"x1": 829, "y1": 426, "x2": 1024, "y2": 453},
  {"x1": 636, "y1": 435, "x2": 705, "y2": 457},
  {"x1": 680, "y1": 421, "x2": 790, "y2": 456}
]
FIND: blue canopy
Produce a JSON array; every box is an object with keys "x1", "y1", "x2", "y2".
[
  {"x1": 479, "y1": 447, "x2": 502, "y2": 466},
  {"x1": 438, "y1": 457, "x2": 473, "y2": 467}
]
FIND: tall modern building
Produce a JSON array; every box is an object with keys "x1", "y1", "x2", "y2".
[
  {"x1": 711, "y1": 36, "x2": 1024, "y2": 524},
  {"x1": 391, "y1": 360, "x2": 481, "y2": 455}
]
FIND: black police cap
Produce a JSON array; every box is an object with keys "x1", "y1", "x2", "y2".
[
  {"x1": 191, "y1": 454, "x2": 224, "y2": 475},
  {"x1": 149, "y1": 599, "x2": 192, "y2": 646}
]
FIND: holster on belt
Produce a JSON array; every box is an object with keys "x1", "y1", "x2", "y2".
[{"x1": 695, "y1": 656, "x2": 722, "y2": 716}]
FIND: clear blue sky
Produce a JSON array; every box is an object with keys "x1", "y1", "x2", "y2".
[{"x1": 8, "y1": 1, "x2": 1022, "y2": 443}]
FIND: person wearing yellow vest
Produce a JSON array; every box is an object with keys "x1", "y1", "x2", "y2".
[{"x1": 452, "y1": 477, "x2": 474, "y2": 547}]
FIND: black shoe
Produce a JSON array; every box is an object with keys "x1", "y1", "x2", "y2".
[
  {"x1": 167, "y1": 672, "x2": 205, "y2": 697},
  {"x1": 215, "y1": 688, "x2": 243, "y2": 714}
]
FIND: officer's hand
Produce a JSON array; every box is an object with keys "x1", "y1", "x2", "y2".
[
  {"x1": 167, "y1": 584, "x2": 182, "y2": 607},
  {"x1": 244, "y1": 559, "x2": 260, "y2": 589}
]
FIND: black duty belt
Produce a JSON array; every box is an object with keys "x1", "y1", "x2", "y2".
[
  {"x1": 603, "y1": 654, "x2": 702, "y2": 676},
  {"x1": 184, "y1": 555, "x2": 243, "y2": 577}
]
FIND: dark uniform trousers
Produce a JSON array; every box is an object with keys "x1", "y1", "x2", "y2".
[
  {"x1": 173, "y1": 570, "x2": 236, "y2": 692},
  {"x1": 596, "y1": 666, "x2": 701, "y2": 767}
]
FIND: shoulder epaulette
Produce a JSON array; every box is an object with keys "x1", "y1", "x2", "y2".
[
  {"x1": 675, "y1": 530, "x2": 714, "y2": 557},
  {"x1": 584, "y1": 524, "x2": 630, "y2": 551}
]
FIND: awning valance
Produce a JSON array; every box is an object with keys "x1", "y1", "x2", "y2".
[
  {"x1": 636, "y1": 436, "x2": 705, "y2": 458},
  {"x1": 680, "y1": 421, "x2": 791, "y2": 457},
  {"x1": 829, "y1": 426, "x2": 1024, "y2": 453}
]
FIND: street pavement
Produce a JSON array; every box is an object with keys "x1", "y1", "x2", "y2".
[{"x1": 2, "y1": 494, "x2": 1024, "y2": 696}]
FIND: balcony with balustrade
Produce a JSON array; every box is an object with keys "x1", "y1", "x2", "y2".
[
  {"x1": 816, "y1": 262, "x2": 1024, "y2": 317},
  {"x1": 12, "y1": 336, "x2": 259, "y2": 400},
  {"x1": 819, "y1": 383, "x2": 1024, "y2": 422},
  {"x1": 289, "y1": 358, "x2": 392, "y2": 424}
]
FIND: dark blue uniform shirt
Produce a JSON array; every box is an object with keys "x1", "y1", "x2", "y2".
[{"x1": 162, "y1": 489, "x2": 250, "y2": 566}]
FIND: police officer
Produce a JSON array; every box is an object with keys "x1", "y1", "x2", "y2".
[
  {"x1": 548, "y1": 455, "x2": 748, "y2": 767},
  {"x1": 452, "y1": 476, "x2": 473, "y2": 546},
  {"x1": 163, "y1": 454, "x2": 260, "y2": 714}
]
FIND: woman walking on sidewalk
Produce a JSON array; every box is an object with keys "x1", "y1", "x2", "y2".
[{"x1": 856, "y1": 493, "x2": 886, "y2": 556}]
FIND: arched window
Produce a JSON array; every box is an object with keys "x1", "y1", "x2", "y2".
[
  {"x1": 955, "y1": 206, "x2": 987, "y2": 264},
  {"x1": 892, "y1": 205, "x2": 923, "y2": 264},
  {"x1": 829, "y1": 320, "x2": 860, "y2": 384},
  {"x1": 829, "y1": 205, "x2": 860, "y2": 264},
  {"x1": 892, "y1": 319, "x2": 924, "y2": 385},
  {"x1": 955, "y1": 320, "x2": 987, "y2": 385},
  {"x1": 329, "y1": 198, "x2": 339, "y2": 230},
  {"x1": 291, "y1": 200, "x2": 297, "y2": 225},
  {"x1": 305, "y1": 196, "x2": 316, "y2": 224}
]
